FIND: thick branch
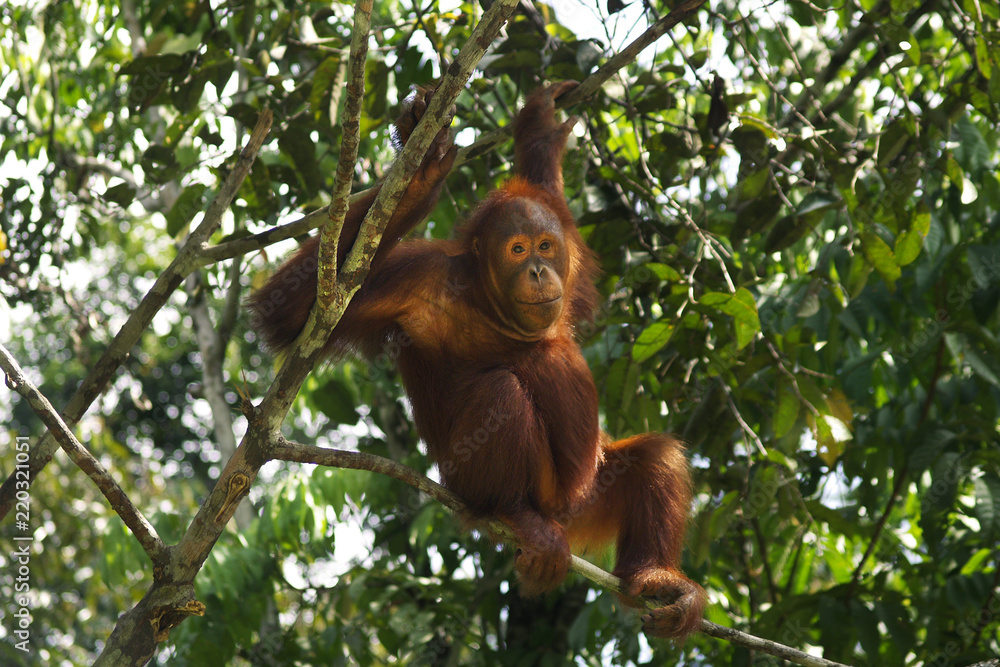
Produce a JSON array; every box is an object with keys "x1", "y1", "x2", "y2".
[
  {"x1": 254, "y1": 0, "x2": 522, "y2": 431},
  {"x1": 261, "y1": 2, "x2": 374, "y2": 415},
  {"x1": 272, "y1": 439, "x2": 469, "y2": 516},
  {"x1": 342, "y1": 0, "x2": 520, "y2": 284},
  {"x1": 318, "y1": 0, "x2": 372, "y2": 307},
  {"x1": 198, "y1": 196, "x2": 355, "y2": 265},
  {"x1": 0, "y1": 343, "x2": 167, "y2": 563}
]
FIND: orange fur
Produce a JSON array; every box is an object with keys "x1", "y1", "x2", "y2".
[{"x1": 247, "y1": 82, "x2": 704, "y2": 640}]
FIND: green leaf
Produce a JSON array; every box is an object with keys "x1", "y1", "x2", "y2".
[
  {"x1": 912, "y1": 202, "x2": 931, "y2": 236},
  {"x1": 486, "y1": 50, "x2": 542, "y2": 73},
  {"x1": 890, "y1": 0, "x2": 920, "y2": 15},
  {"x1": 575, "y1": 39, "x2": 603, "y2": 75},
  {"x1": 649, "y1": 131, "x2": 695, "y2": 159},
  {"x1": 960, "y1": 548, "x2": 995, "y2": 576},
  {"x1": 907, "y1": 427, "x2": 955, "y2": 473},
  {"x1": 846, "y1": 252, "x2": 875, "y2": 297},
  {"x1": 734, "y1": 117, "x2": 777, "y2": 141},
  {"x1": 973, "y1": 475, "x2": 1000, "y2": 536},
  {"x1": 963, "y1": 345, "x2": 1000, "y2": 386},
  {"x1": 409, "y1": 504, "x2": 438, "y2": 548},
  {"x1": 165, "y1": 183, "x2": 208, "y2": 237},
  {"x1": 312, "y1": 376, "x2": 360, "y2": 425},
  {"x1": 730, "y1": 288, "x2": 761, "y2": 349},
  {"x1": 709, "y1": 491, "x2": 741, "y2": 538},
  {"x1": 363, "y1": 59, "x2": 390, "y2": 121},
  {"x1": 700, "y1": 291, "x2": 731, "y2": 307},
  {"x1": 309, "y1": 56, "x2": 342, "y2": 121},
  {"x1": 860, "y1": 231, "x2": 901, "y2": 290},
  {"x1": 567, "y1": 600, "x2": 594, "y2": 650},
  {"x1": 104, "y1": 183, "x2": 136, "y2": 208},
  {"x1": 943, "y1": 155, "x2": 965, "y2": 188},
  {"x1": 745, "y1": 466, "x2": 779, "y2": 519},
  {"x1": 120, "y1": 53, "x2": 185, "y2": 76},
  {"x1": 955, "y1": 116, "x2": 989, "y2": 171},
  {"x1": 737, "y1": 166, "x2": 770, "y2": 200},
  {"x1": 796, "y1": 191, "x2": 840, "y2": 216},
  {"x1": 976, "y1": 36, "x2": 993, "y2": 80},
  {"x1": 279, "y1": 128, "x2": 323, "y2": 196},
  {"x1": 763, "y1": 213, "x2": 809, "y2": 252},
  {"x1": 895, "y1": 230, "x2": 923, "y2": 265},
  {"x1": 631, "y1": 321, "x2": 675, "y2": 363},
  {"x1": 877, "y1": 118, "x2": 913, "y2": 167},
  {"x1": 174, "y1": 70, "x2": 208, "y2": 114},
  {"x1": 773, "y1": 380, "x2": 799, "y2": 438},
  {"x1": 701, "y1": 289, "x2": 760, "y2": 349},
  {"x1": 639, "y1": 262, "x2": 681, "y2": 282}
]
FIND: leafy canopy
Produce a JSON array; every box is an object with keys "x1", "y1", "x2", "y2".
[{"x1": 1, "y1": 0, "x2": 999, "y2": 665}]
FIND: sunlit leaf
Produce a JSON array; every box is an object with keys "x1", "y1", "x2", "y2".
[{"x1": 631, "y1": 321, "x2": 675, "y2": 363}]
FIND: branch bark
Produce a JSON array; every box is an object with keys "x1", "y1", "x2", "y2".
[
  {"x1": 0, "y1": 343, "x2": 167, "y2": 563},
  {"x1": 318, "y1": 0, "x2": 373, "y2": 307}
]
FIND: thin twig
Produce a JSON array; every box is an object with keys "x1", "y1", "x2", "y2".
[
  {"x1": 319, "y1": 0, "x2": 373, "y2": 307},
  {"x1": 452, "y1": 0, "x2": 708, "y2": 170},
  {"x1": 0, "y1": 109, "x2": 274, "y2": 521},
  {"x1": 0, "y1": 343, "x2": 167, "y2": 563},
  {"x1": 269, "y1": 440, "x2": 852, "y2": 667}
]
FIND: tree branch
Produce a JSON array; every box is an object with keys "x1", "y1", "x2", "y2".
[
  {"x1": 453, "y1": 0, "x2": 707, "y2": 170},
  {"x1": 269, "y1": 440, "x2": 854, "y2": 667},
  {"x1": 318, "y1": 0, "x2": 372, "y2": 308},
  {"x1": 0, "y1": 342, "x2": 167, "y2": 563},
  {"x1": 96, "y1": 6, "x2": 527, "y2": 661},
  {"x1": 341, "y1": 0, "x2": 520, "y2": 284},
  {"x1": 1, "y1": 111, "x2": 274, "y2": 519},
  {"x1": 198, "y1": 198, "x2": 350, "y2": 266},
  {"x1": 0, "y1": 109, "x2": 274, "y2": 523}
]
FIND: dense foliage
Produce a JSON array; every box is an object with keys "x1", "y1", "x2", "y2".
[{"x1": 1, "y1": 0, "x2": 999, "y2": 665}]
